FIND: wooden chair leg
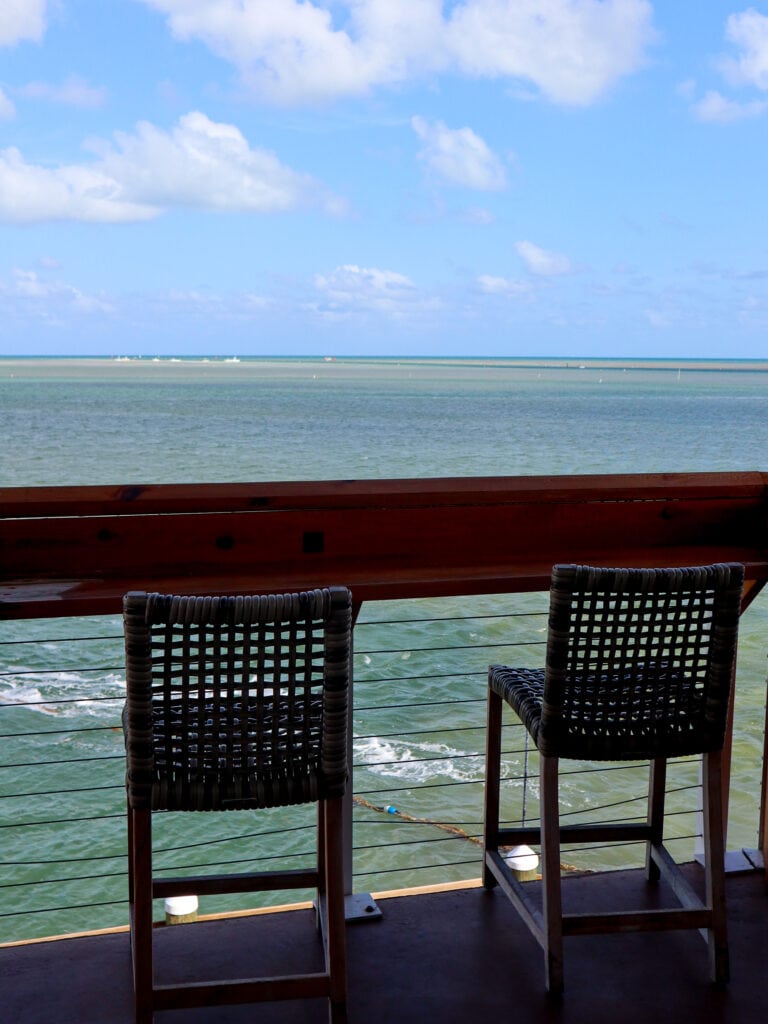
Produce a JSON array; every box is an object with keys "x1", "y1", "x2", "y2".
[
  {"x1": 316, "y1": 799, "x2": 327, "y2": 934},
  {"x1": 540, "y1": 755, "x2": 563, "y2": 996},
  {"x1": 646, "y1": 757, "x2": 667, "y2": 882},
  {"x1": 129, "y1": 807, "x2": 154, "y2": 1024},
  {"x1": 483, "y1": 686, "x2": 503, "y2": 889},
  {"x1": 127, "y1": 796, "x2": 135, "y2": 908},
  {"x1": 703, "y1": 749, "x2": 729, "y2": 985},
  {"x1": 323, "y1": 797, "x2": 348, "y2": 1022}
]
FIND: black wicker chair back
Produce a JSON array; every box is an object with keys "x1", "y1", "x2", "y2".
[{"x1": 123, "y1": 586, "x2": 352, "y2": 1023}]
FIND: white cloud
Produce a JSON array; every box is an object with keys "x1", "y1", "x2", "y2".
[
  {"x1": 313, "y1": 264, "x2": 434, "y2": 318},
  {"x1": 690, "y1": 9, "x2": 768, "y2": 123},
  {"x1": 693, "y1": 89, "x2": 768, "y2": 123},
  {"x1": 412, "y1": 116, "x2": 507, "y2": 190},
  {"x1": 99, "y1": 111, "x2": 343, "y2": 213},
  {"x1": 718, "y1": 8, "x2": 768, "y2": 91},
  {"x1": 1, "y1": 269, "x2": 114, "y2": 315},
  {"x1": 0, "y1": 0, "x2": 47, "y2": 47},
  {"x1": 139, "y1": 0, "x2": 655, "y2": 107},
  {"x1": 0, "y1": 147, "x2": 158, "y2": 223},
  {"x1": 446, "y1": 0, "x2": 655, "y2": 106},
  {"x1": 0, "y1": 111, "x2": 344, "y2": 223},
  {"x1": 142, "y1": 0, "x2": 407, "y2": 106},
  {"x1": 477, "y1": 274, "x2": 531, "y2": 295},
  {"x1": 0, "y1": 87, "x2": 15, "y2": 120},
  {"x1": 18, "y1": 75, "x2": 108, "y2": 109},
  {"x1": 315, "y1": 264, "x2": 414, "y2": 307},
  {"x1": 515, "y1": 241, "x2": 572, "y2": 276}
]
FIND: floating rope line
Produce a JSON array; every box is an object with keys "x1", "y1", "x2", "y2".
[
  {"x1": 353, "y1": 795, "x2": 481, "y2": 845},
  {"x1": 352, "y1": 795, "x2": 588, "y2": 874}
]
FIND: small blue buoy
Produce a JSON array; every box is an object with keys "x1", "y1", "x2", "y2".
[{"x1": 385, "y1": 805, "x2": 398, "y2": 814}]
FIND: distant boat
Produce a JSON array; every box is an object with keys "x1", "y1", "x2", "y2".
[{"x1": 224, "y1": 357, "x2": 240, "y2": 363}]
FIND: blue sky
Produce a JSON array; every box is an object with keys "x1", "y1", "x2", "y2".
[{"x1": 1, "y1": 1, "x2": 768, "y2": 358}]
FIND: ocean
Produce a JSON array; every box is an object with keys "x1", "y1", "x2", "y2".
[{"x1": 1, "y1": 356, "x2": 767, "y2": 941}]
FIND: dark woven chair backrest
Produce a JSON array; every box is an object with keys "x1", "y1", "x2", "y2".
[
  {"x1": 123, "y1": 587, "x2": 351, "y2": 811},
  {"x1": 539, "y1": 563, "x2": 744, "y2": 761}
]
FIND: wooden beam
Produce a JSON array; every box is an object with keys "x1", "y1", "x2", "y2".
[
  {"x1": 1, "y1": 470, "x2": 766, "y2": 518},
  {"x1": 1, "y1": 472, "x2": 766, "y2": 618}
]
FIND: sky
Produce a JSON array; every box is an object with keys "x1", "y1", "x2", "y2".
[{"x1": 1, "y1": 1, "x2": 768, "y2": 358}]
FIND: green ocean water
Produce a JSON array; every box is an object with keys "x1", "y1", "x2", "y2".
[{"x1": 1, "y1": 356, "x2": 767, "y2": 941}]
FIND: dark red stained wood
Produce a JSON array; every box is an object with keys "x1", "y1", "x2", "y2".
[
  {"x1": 0, "y1": 495, "x2": 763, "y2": 572},
  {"x1": 1, "y1": 471, "x2": 766, "y2": 518},
  {"x1": 0, "y1": 471, "x2": 767, "y2": 618}
]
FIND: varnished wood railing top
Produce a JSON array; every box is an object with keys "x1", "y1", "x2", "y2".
[{"x1": 1, "y1": 471, "x2": 767, "y2": 618}]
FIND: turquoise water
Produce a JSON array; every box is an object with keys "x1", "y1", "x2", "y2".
[
  {"x1": 1, "y1": 357, "x2": 767, "y2": 941},
  {"x1": 3, "y1": 356, "x2": 768, "y2": 482}
]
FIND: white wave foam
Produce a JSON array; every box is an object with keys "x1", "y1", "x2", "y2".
[
  {"x1": 0, "y1": 671, "x2": 125, "y2": 719},
  {"x1": 354, "y1": 735, "x2": 484, "y2": 783}
]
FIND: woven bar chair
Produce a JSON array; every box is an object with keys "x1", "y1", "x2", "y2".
[
  {"x1": 123, "y1": 586, "x2": 352, "y2": 1024},
  {"x1": 483, "y1": 563, "x2": 744, "y2": 996}
]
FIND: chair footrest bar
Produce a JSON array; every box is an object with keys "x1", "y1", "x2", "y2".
[
  {"x1": 562, "y1": 907, "x2": 712, "y2": 936},
  {"x1": 558, "y1": 822, "x2": 652, "y2": 843},
  {"x1": 153, "y1": 868, "x2": 319, "y2": 899},
  {"x1": 497, "y1": 822, "x2": 652, "y2": 848},
  {"x1": 153, "y1": 973, "x2": 331, "y2": 1010},
  {"x1": 496, "y1": 827, "x2": 541, "y2": 846}
]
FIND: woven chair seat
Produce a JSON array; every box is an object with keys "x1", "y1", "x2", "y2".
[
  {"x1": 490, "y1": 663, "x2": 714, "y2": 761},
  {"x1": 123, "y1": 697, "x2": 331, "y2": 810}
]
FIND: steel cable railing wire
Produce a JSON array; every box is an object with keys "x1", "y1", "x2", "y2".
[
  {"x1": 0, "y1": 821, "x2": 320, "y2": 869},
  {"x1": 0, "y1": 813, "x2": 125, "y2": 832},
  {"x1": 0, "y1": 602, "x2": 707, "y2": 941},
  {"x1": 0, "y1": 805, "x2": 704, "y2": 909},
  {"x1": 352, "y1": 778, "x2": 701, "y2": 811},
  {"x1": 0, "y1": 754, "x2": 122, "y2": 770},
  {"x1": 2, "y1": 784, "x2": 122, "y2": 800}
]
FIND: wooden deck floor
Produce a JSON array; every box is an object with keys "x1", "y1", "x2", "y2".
[{"x1": 3, "y1": 865, "x2": 766, "y2": 1023}]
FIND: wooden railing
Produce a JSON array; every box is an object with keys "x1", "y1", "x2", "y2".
[
  {"x1": 2, "y1": 471, "x2": 768, "y2": 615},
  {"x1": 2, "y1": 471, "x2": 767, "y2": 863}
]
